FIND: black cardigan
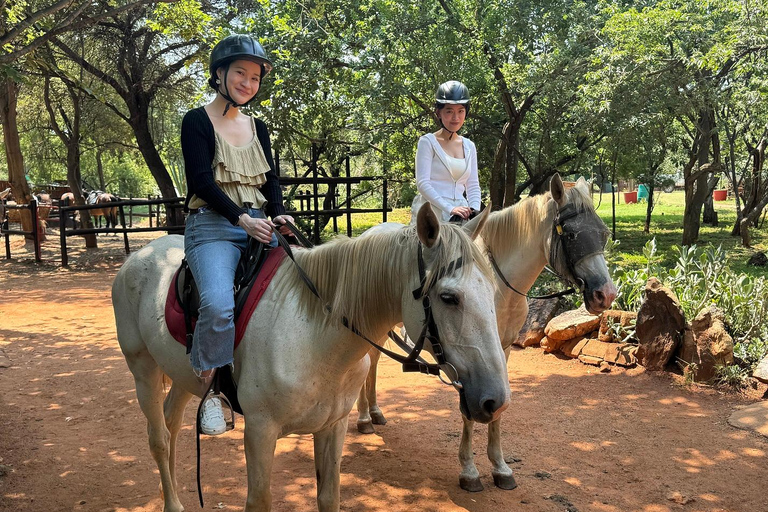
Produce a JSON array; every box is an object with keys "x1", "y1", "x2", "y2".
[{"x1": 181, "y1": 107, "x2": 286, "y2": 225}]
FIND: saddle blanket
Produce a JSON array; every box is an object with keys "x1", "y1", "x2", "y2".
[{"x1": 165, "y1": 246, "x2": 287, "y2": 349}]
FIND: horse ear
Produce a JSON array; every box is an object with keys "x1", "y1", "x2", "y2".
[
  {"x1": 462, "y1": 202, "x2": 491, "y2": 241},
  {"x1": 416, "y1": 203, "x2": 440, "y2": 248},
  {"x1": 550, "y1": 173, "x2": 566, "y2": 206}
]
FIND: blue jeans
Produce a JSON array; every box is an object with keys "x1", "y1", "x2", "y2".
[{"x1": 184, "y1": 207, "x2": 277, "y2": 374}]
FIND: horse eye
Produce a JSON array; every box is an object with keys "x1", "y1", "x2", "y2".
[{"x1": 439, "y1": 292, "x2": 460, "y2": 306}]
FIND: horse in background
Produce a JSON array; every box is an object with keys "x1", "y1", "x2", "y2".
[
  {"x1": 356, "y1": 175, "x2": 617, "y2": 492},
  {"x1": 86, "y1": 190, "x2": 119, "y2": 229}
]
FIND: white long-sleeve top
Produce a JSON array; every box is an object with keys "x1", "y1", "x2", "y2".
[{"x1": 414, "y1": 133, "x2": 482, "y2": 217}]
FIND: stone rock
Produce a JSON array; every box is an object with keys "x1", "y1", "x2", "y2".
[
  {"x1": 729, "y1": 401, "x2": 768, "y2": 438},
  {"x1": 666, "y1": 491, "x2": 694, "y2": 505},
  {"x1": 578, "y1": 354, "x2": 603, "y2": 366},
  {"x1": 752, "y1": 356, "x2": 768, "y2": 384},
  {"x1": 598, "y1": 310, "x2": 637, "y2": 342},
  {"x1": 603, "y1": 343, "x2": 638, "y2": 367},
  {"x1": 635, "y1": 278, "x2": 685, "y2": 370},
  {"x1": 580, "y1": 339, "x2": 608, "y2": 360},
  {"x1": 747, "y1": 252, "x2": 768, "y2": 267},
  {"x1": 544, "y1": 305, "x2": 601, "y2": 342},
  {"x1": 514, "y1": 298, "x2": 563, "y2": 347},
  {"x1": 540, "y1": 336, "x2": 566, "y2": 354},
  {"x1": 677, "y1": 305, "x2": 734, "y2": 382},
  {"x1": 560, "y1": 336, "x2": 587, "y2": 359},
  {"x1": 599, "y1": 361, "x2": 612, "y2": 373}
]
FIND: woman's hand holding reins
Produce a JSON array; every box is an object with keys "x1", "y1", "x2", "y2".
[
  {"x1": 450, "y1": 206, "x2": 472, "y2": 219},
  {"x1": 238, "y1": 213, "x2": 274, "y2": 244},
  {"x1": 272, "y1": 215, "x2": 296, "y2": 235}
]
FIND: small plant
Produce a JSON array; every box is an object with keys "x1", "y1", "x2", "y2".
[
  {"x1": 677, "y1": 358, "x2": 699, "y2": 386},
  {"x1": 712, "y1": 364, "x2": 749, "y2": 389}
]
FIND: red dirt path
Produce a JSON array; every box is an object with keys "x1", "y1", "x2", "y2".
[{"x1": 0, "y1": 233, "x2": 766, "y2": 512}]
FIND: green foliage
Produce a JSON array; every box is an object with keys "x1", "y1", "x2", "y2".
[
  {"x1": 712, "y1": 364, "x2": 750, "y2": 390},
  {"x1": 609, "y1": 237, "x2": 768, "y2": 370}
]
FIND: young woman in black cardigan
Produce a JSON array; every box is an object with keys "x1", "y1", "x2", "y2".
[{"x1": 181, "y1": 34, "x2": 294, "y2": 435}]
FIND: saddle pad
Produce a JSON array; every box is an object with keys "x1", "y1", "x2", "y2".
[{"x1": 165, "y1": 246, "x2": 287, "y2": 349}]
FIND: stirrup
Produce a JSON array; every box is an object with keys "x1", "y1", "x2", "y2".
[{"x1": 196, "y1": 388, "x2": 236, "y2": 434}]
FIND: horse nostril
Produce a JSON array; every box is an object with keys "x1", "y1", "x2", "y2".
[
  {"x1": 593, "y1": 289, "x2": 605, "y2": 305},
  {"x1": 482, "y1": 398, "x2": 498, "y2": 416}
]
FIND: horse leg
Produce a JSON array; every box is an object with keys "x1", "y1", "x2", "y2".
[
  {"x1": 356, "y1": 348, "x2": 382, "y2": 434},
  {"x1": 487, "y1": 344, "x2": 515, "y2": 489},
  {"x1": 314, "y1": 418, "x2": 348, "y2": 512},
  {"x1": 163, "y1": 383, "x2": 193, "y2": 496},
  {"x1": 487, "y1": 417, "x2": 517, "y2": 489},
  {"x1": 458, "y1": 415, "x2": 483, "y2": 491},
  {"x1": 366, "y1": 348, "x2": 387, "y2": 426},
  {"x1": 125, "y1": 354, "x2": 184, "y2": 512},
  {"x1": 243, "y1": 418, "x2": 278, "y2": 512}
]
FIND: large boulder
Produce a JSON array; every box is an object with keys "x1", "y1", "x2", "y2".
[
  {"x1": 753, "y1": 356, "x2": 768, "y2": 384},
  {"x1": 514, "y1": 298, "x2": 563, "y2": 348},
  {"x1": 544, "y1": 305, "x2": 601, "y2": 342},
  {"x1": 678, "y1": 306, "x2": 734, "y2": 382},
  {"x1": 635, "y1": 278, "x2": 685, "y2": 370}
]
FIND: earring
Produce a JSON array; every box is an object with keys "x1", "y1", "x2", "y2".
[{"x1": 215, "y1": 78, "x2": 221, "y2": 84}]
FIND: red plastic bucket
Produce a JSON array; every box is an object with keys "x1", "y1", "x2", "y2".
[
  {"x1": 713, "y1": 189, "x2": 728, "y2": 201},
  {"x1": 623, "y1": 191, "x2": 638, "y2": 204}
]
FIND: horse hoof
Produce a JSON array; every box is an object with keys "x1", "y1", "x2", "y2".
[
  {"x1": 357, "y1": 421, "x2": 376, "y2": 434},
  {"x1": 459, "y1": 476, "x2": 484, "y2": 492},
  {"x1": 493, "y1": 472, "x2": 517, "y2": 490},
  {"x1": 371, "y1": 411, "x2": 387, "y2": 425}
]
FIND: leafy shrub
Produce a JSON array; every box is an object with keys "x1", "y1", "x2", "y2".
[{"x1": 606, "y1": 239, "x2": 768, "y2": 370}]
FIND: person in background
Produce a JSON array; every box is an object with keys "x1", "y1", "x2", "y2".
[{"x1": 410, "y1": 80, "x2": 481, "y2": 223}]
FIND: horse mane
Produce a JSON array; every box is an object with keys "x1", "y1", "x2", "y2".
[
  {"x1": 272, "y1": 223, "x2": 492, "y2": 338},
  {"x1": 481, "y1": 180, "x2": 594, "y2": 257}
]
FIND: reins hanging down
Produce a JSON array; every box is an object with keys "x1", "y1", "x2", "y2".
[{"x1": 273, "y1": 221, "x2": 463, "y2": 389}]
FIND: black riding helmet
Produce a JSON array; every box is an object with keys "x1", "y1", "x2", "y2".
[
  {"x1": 434, "y1": 80, "x2": 470, "y2": 139},
  {"x1": 208, "y1": 34, "x2": 274, "y2": 115}
]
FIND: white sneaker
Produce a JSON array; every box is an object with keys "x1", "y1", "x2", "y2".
[{"x1": 199, "y1": 396, "x2": 227, "y2": 435}]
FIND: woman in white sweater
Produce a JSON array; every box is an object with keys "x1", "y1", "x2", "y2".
[{"x1": 411, "y1": 80, "x2": 481, "y2": 223}]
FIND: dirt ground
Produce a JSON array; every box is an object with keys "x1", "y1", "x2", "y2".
[{"x1": 0, "y1": 231, "x2": 767, "y2": 512}]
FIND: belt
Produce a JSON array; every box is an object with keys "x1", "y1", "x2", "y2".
[{"x1": 188, "y1": 203, "x2": 254, "y2": 215}]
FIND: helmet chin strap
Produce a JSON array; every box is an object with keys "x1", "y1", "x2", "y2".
[{"x1": 217, "y1": 67, "x2": 257, "y2": 116}]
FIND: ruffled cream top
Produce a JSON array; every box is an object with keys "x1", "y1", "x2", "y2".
[{"x1": 188, "y1": 117, "x2": 270, "y2": 209}]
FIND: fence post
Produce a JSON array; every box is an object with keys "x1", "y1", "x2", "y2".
[
  {"x1": 312, "y1": 144, "x2": 320, "y2": 243},
  {"x1": 383, "y1": 178, "x2": 388, "y2": 224},
  {"x1": 31, "y1": 200, "x2": 41, "y2": 262},
  {"x1": 346, "y1": 154, "x2": 352, "y2": 237},
  {"x1": 118, "y1": 204, "x2": 130, "y2": 254},
  {"x1": 60, "y1": 205, "x2": 69, "y2": 267}
]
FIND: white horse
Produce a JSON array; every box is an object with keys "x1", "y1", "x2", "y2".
[
  {"x1": 111, "y1": 205, "x2": 510, "y2": 512},
  {"x1": 356, "y1": 175, "x2": 617, "y2": 491}
]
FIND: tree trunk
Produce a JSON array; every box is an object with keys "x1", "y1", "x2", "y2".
[
  {"x1": 130, "y1": 112, "x2": 183, "y2": 226},
  {"x1": 96, "y1": 148, "x2": 106, "y2": 191},
  {"x1": 489, "y1": 123, "x2": 508, "y2": 210},
  {"x1": 644, "y1": 183, "x2": 655, "y2": 233},
  {"x1": 0, "y1": 75, "x2": 34, "y2": 234},
  {"x1": 682, "y1": 109, "x2": 715, "y2": 246},
  {"x1": 702, "y1": 174, "x2": 720, "y2": 226},
  {"x1": 503, "y1": 124, "x2": 519, "y2": 207},
  {"x1": 739, "y1": 192, "x2": 768, "y2": 247},
  {"x1": 738, "y1": 137, "x2": 766, "y2": 233}
]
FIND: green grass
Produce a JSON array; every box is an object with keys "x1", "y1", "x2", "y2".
[{"x1": 595, "y1": 191, "x2": 767, "y2": 277}]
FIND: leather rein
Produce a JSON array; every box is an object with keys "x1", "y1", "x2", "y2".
[
  {"x1": 275, "y1": 221, "x2": 464, "y2": 390},
  {"x1": 487, "y1": 202, "x2": 609, "y2": 300}
]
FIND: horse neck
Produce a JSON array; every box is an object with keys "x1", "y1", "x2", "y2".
[
  {"x1": 274, "y1": 232, "x2": 414, "y2": 342},
  {"x1": 480, "y1": 195, "x2": 555, "y2": 294}
]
